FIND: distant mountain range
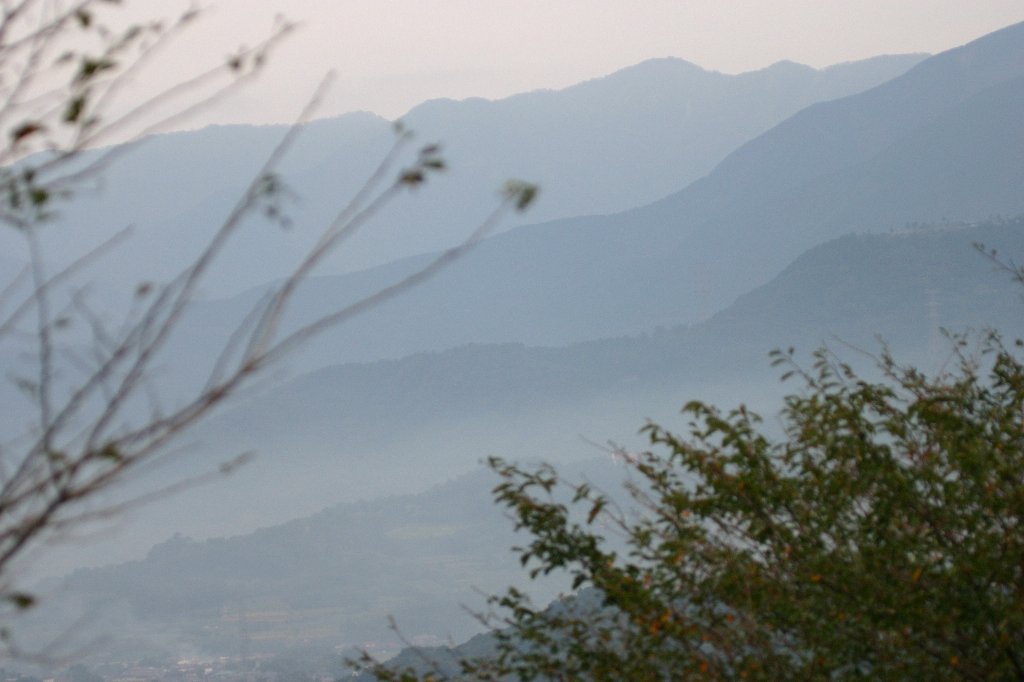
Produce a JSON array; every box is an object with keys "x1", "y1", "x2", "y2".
[
  {"x1": 39, "y1": 216, "x2": 1024, "y2": 599},
  {"x1": 14, "y1": 20, "x2": 1024, "y2": 672},
  {"x1": 22, "y1": 20, "x2": 1024, "y2": 576},
  {"x1": 26, "y1": 462, "x2": 624, "y2": 664},
  {"x1": 0, "y1": 53, "x2": 923, "y2": 296},
  {"x1": 154, "y1": 21, "x2": 1024, "y2": 386},
  {"x1": 4, "y1": 19, "x2": 1016, "y2": 566},
  {"x1": 28, "y1": 216, "x2": 1024, "y2": 665}
]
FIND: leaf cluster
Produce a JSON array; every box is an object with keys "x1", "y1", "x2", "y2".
[{"x1": 370, "y1": 337, "x2": 1024, "y2": 680}]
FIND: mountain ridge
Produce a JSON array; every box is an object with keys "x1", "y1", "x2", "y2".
[
  {"x1": 0, "y1": 51, "x2": 925, "y2": 296},
  {"x1": 31, "y1": 218, "x2": 1024, "y2": 664}
]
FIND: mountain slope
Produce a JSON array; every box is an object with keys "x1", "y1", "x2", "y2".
[
  {"x1": 0, "y1": 54, "x2": 923, "y2": 296},
  {"x1": 693, "y1": 20, "x2": 1024, "y2": 201},
  {"x1": 41, "y1": 218, "x2": 1024, "y2": 576},
  {"x1": 32, "y1": 218, "x2": 1024, "y2": 666},
  {"x1": 178, "y1": 218, "x2": 1024, "y2": 524},
  {"x1": 397, "y1": 53, "x2": 926, "y2": 228},
  {"x1": 28, "y1": 462, "x2": 625, "y2": 661},
  {"x1": 176, "y1": 22, "x2": 1024, "y2": 372}
]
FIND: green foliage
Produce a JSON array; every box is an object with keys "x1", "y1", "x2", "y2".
[
  {"x1": 369, "y1": 336, "x2": 1024, "y2": 680},
  {"x1": 502, "y1": 180, "x2": 539, "y2": 212}
]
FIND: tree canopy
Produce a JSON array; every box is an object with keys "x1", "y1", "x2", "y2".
[{"x1": 368, "y1": 335, "x2": 1024, "y2": 680}]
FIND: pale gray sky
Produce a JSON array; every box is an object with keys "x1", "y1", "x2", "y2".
[{"x1": 117, "y1": 1, "x2": 1024, "y2": 127}]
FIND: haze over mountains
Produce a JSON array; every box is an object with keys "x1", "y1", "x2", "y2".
[
  {"x1": 157, "y1": 21, "x2": 1024, "y2": 386},
  {"x1": 11, "y1": 19, "x2": 1024, "y2": 677},
  {"x1": 24, "y1": 216, "x2": 1024, "y2": 670},
  {"x1": 0, "y1": 53, "x2": 922, "y2": 297},
  {"x1": 106, "y1": 218, "x2": 1024, "y2": 548}
]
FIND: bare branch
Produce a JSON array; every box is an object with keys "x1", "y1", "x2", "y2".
[{"x1": 0, "y1": 1, "x2": 537, "y2": 653}]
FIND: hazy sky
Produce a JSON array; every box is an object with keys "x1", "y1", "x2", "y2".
[{"x1": 117, "y1": 1, "x2": 1024, "y2": 127}]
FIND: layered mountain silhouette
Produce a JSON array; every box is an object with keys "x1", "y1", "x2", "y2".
[
  {"x1": 150, "y1": 21, "x2": 1024, "y2": 388},
  {"x1": 23, "y1": 21, "x2": 1024, "y2": 571},
  {"x1": 0, "y1": 53, "x2": 922, "y2": 296},
  {"x1": 14, "y1": 19, "x2": 1024, "y2": 671},
  {"x1": 42, "y1": 217, "x2": 1024, "y2": 575},
  {"x1": 31, "y1": 218, "x2": 1024, "y2": 665}
]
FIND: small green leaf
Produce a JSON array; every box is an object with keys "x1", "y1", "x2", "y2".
[
  {"x1": 64, "y1": 95, "x2": 86, "y2": 123},
  {"x1": 76, "y1": 57, "x2": 116, "y2": 83},
  {"x1": 29, "y1": 188, "x2": 49, "y2": 207},
  {"x1": 503, "y1": 180, "x2": 539, "y2": 212},
  {"x1": 400, "y1": 170, "x2": 425, "y2": 187}
]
